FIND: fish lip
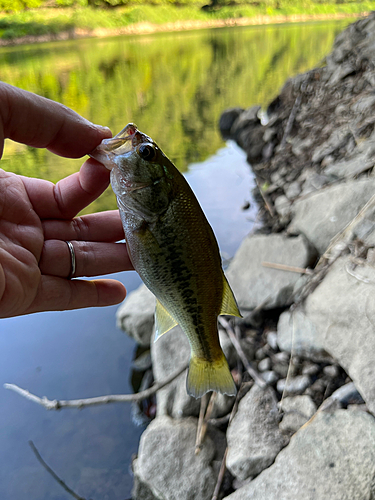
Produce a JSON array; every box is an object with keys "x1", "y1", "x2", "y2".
[{"x1": 88, "y1": 123, "x2": 154, "y2": 170}]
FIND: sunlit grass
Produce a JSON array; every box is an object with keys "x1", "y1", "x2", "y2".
[{"x1": 0, "y1": 2, "x2": 373, "y2": 40}]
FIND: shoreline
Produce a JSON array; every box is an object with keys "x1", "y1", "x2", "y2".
[{"x1": 0, "y1": 11, "x2": 365, "y2": 47}]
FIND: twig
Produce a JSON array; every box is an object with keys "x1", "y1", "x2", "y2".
[
  {"x1": 195, "y1": 393, "x2": 208, "y2": 454},
  {"x1": 196, "y1": 392, "x2": 217, "y2": 455},
  {"x1": 280, "y1": 94, "x2": 302, "y2": 149},
  {"x1": 211, "y1": 449, "x2": 228, "y2": 500},
  {"x1": 219, "y1": 317, "x2": 266, "y2": 389},
  {"x1": 4, "y1": 362, "x2": 188, "y2": 410},
  {"x1": 29, "y1": 441, "x2": 87, "y2": 500},
  {"x1": 262, "y1": 261, "x2": 314, "y2": 275},
  {"x1": 256, "y1": 179, "x2": 275, "y2": 217}
]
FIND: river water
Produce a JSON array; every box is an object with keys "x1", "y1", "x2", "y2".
[{"x1": 0, "y1": 19, "x2": 352, "y2": 499}]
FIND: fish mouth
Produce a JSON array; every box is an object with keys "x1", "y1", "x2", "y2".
[{"x1": 89, "y1": 123, "x2": 151, "y2": 170}]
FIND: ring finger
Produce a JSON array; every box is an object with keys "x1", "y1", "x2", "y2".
[{"x1": 39, "y1": 240, "x2": 133, "y2": 278}]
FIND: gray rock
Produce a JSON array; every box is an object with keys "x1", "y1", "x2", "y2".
[
  {"x1": 289, "y1": 178, "x2": 375, "y2": 255},
  {"x1": 152, "y1": 325, "x2": 234, "y2": 418},
  {"x1": 329, "y1": 382, "x2": 364, "y2": 406},
  {"x1": 262, "y1": 371, "x2": 279, "y2": 385},
  {"x1": 223, "y1": 410, "x2": 375, "y2": 500},
  {"x1": 279, "y1": 395, "x2": 317, "y2": 433},
  {"x1": 133, "y1": 416, "x2": 219, "y2": 500},
  {"x1": 285, "y1": 181, "x2": 302, "y2": 200},
  {"x1": 351, "y1": 94, "x2": 375, "y2": 113},
  {"x1": 277, "y1": 255, "x2": 375, "y2": 414},
  {"x1": 219, "y1": 107, "x2": 244, "y2": 138},
  {"x1": 267, "y1": 331, "x2": 278, "y2": 350},
  {"x1": 116, "y1": 284, "x2": 155, "y2": 346},
  {"x1": 226, "y1": 385, "x2": 287, "y2": 481},
  {"x1": 258, "y1": 357, "x2": 271, "y2": 372},
  {"x1": 311, "y1": 126, "x2": 352, "y2": 163},
  {"x1": 324, "y1": 146, "x2": 375, "y2": 179},
  {"x1": 277, "y1": 308, "x2": 326, "y2": 359},
  {"x1": 226, "y1": 233, "x2": 316, "y2": 312},
  {"x1": 274, "y1": 195, "x2": 292, "y2": 220},
  {"x1": 276, "y1": 375, "x2": 311, "y2": 395}
]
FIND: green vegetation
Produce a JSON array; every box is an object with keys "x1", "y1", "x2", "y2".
[
  {"x1": 0, "y1": 1, "x2": 372, "y2": 41},
  {"x1": 0, "y1": 20, "x2": 348, "y2": 213}
]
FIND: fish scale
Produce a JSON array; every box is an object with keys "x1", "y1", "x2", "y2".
[{"x1": 90, "y1": 123, "x2": 241, "y2": 398}]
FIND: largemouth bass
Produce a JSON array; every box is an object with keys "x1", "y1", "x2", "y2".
[{"x1": 90, "y1": 124, "x2": 241, "y2": 398}]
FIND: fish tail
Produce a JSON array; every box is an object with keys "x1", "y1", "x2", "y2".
[{"x1": 186, "y1": 353, "x2": 237, "y2": 399}]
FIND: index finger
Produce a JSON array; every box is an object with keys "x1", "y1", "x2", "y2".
[{"x1": 0, "y1": 82, "x2": 111, "y2": 159}]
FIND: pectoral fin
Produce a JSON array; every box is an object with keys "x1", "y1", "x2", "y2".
[
  {"x1": 220, "y1": 275, "x2": 242, "y2": 317},
  {"x1": 154, "y1": 300, "x2": 178, "y2": 341}
]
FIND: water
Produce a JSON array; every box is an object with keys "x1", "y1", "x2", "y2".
[{"x1": 0, "y1": 19, "x2": 352, "y2": 499}]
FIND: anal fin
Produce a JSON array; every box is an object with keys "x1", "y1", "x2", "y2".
[{"x1": 154, "y1": 300, "x2": 178, "y2": 341}]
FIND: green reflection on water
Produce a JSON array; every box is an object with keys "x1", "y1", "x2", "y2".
[{"x1": 1, "y1": 20, "x2": 350, "y2": 213}]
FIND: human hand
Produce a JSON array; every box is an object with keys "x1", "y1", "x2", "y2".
[{"x1": 0, "y1": 82, "x2": 133, "y2": 318}]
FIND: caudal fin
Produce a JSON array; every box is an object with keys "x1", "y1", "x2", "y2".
[{"x1": 186, "y1": 354, "x2": 237, "y2": 399}]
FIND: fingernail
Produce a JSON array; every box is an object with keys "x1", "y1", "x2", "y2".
[{"x1": 94, "y1": 124, "x2": 112, "y2": 137}]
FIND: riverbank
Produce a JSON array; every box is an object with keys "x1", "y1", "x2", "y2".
[
  {"x1": 115, "y1": 11, "x2": 375, "y2": 499},
  {"x1": 0, "y1": 4, "x2": 372, "y2": 46}
]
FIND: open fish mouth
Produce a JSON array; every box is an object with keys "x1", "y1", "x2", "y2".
[{"x1": 89, "y1": 123, "x2": 154, "y2": 169}]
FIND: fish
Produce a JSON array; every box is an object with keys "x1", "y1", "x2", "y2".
[{"x1": 90, "y1": 123, "x2": 241, "y2": 398}]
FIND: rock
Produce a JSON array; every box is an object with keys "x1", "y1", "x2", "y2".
[
  {"x1": 258, "y1": 357, "x2": 271, "y2": 372},
  {"x1": 311, "y1": 126, "x2": 352, "y2": 163},
  {"x1": 322, "y1": 365, "x2": 340, "y2": 378},
  {"x1": 276, "y1": 375, "x2": 311, "y2": 395},
  {"x1": 116, "y1": 284, "x2": 155, "y2": 346},
  {"x1": 223, "y1": 410, "x2": 375, "y2": 500},
  {"x1": 277, "y1": 255, "x2": 375, "y2": 414},
  {"x1": 289, "y1": 178, "x2": 375, "y2": 255},
  {"x1": 152, "y1": 325, "x2": 234, "y2": 418},
  {"x1": 226, "y1": 233, "x2": 316, "y2": 312},
  {"x1": 301, "y1": 362, "x2": 319, "y2": 376},
  {"x1": 279, "y1": 395, "x2": 317, "y2": 433},
  {"x1": 133, "y1": 416, "x2": 219, "y2": 500},
  {"x1": 277, "y1": 308, "x2": 327, "y2": 359},
  {"x1": 329, "y1": 382, "x2": 365, "y2": 406},
  {"x1": 266, "y1": 331, "x2": 278, "y2": 350},
  {"x1": 226, "y1": 385, "x2": 287, "y2": 481},
  {"x1": 285, "y1": 181, "x2": 302, "y2": 200},
  {"x1": 219, "y1": 107, "x2": 244, "y2": 139},
  {"x1": 262, "y1": 371, "x2": 279, "y2": 385}
]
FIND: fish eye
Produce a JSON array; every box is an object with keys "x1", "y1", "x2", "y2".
[{"x1": 138, "y1": 144, "x2": 156, "y2": 162}]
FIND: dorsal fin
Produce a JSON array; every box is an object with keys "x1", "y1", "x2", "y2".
[
  {"x1": 154, "y1": 299, "x2": 178, "y2": 342},
  {"x1": 220, "y1": 275, "x2": 242, "y2": 317}
]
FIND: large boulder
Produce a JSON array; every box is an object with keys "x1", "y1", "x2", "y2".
[
  {"x1": 133, "y1": 416, "x2": 221, "y2": 500},
  {"x1": 226, "y1": 233, "x2": 316, "y2": 312},
  {"x1": 288, "y1": 179, "x2": 375, "y2": 255},
  {"x1": 224, "y1": 410, "x2": 375, "y2": 500},
  {"x1": 226, "y1": 385, "x2": 287, "y2": 481},
  {"x1": 116, "y1": 284, "x2": 155, "y2": 346},
  {"x1": 277, "y1": 254, "x2": 375, "y2": 415}
]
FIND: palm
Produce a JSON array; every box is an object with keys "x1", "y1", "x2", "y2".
[
  {"x1": 0, "y1": 171, "x2": 44, "y2": 316},
  {"x1": 0, "y1": 82, "x2": 133, "y2": 319}
]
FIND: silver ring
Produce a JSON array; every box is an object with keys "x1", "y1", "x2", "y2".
[{"x1": 66, "y1": 241, "x2": 76, "y2": 279}]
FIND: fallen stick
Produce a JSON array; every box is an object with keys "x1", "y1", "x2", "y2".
[
  {"x1": 29, "y1": 441, "x2": 87, "y2": 500},
  {"x1": 262, "y1": 261, "x2": 314, "y2": 275},
  {"x1": 4, "y1": 362, "x2": 188, "y2": 410},
  {"x1": 219, "y1": 317, "x2": 267, "y2": 389}
]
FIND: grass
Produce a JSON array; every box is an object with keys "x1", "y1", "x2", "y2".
[{"x1": 0, "y1": 2, "x2": 374, "y2": 41}]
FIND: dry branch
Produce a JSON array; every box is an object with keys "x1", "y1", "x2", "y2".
[
  {"x1": 4, "y1": 362, "x2": 188, "y2": 410},
  {"x1": 29, "y1": 441, "x2": 88, "y2": 500},
  {"x1": 219, "y1": 317, "x2": 267, "y2": 389}
]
